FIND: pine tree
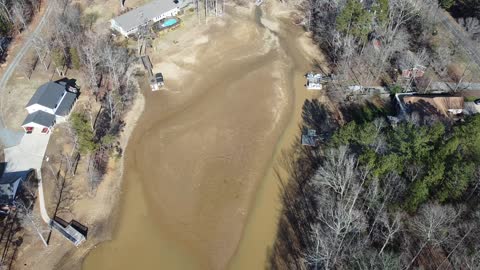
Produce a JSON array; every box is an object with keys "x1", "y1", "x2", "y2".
[
  {"x1": 69, "y1": 47, "x2": 80, "y2": 70},
  {"x1": 439, "y1": 0, "x2": 455, "y2": 9},
  {"x1": 336, "y1": 0, "x2": 373, "y2": 42}
]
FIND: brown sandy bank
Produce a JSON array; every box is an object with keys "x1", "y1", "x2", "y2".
[
  {"x1": 84, "y1": 6, "x2": 290, "y2": 270},
  {"x1": 227, "y1": 2, "x2": 331, "y2": 269},
  {"x1": 82, "y1": 2, "x2": 328, "y2": 270}
]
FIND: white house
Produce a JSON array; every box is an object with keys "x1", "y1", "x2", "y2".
[
  {"x1": 22, "y1": 81, "x2": 77, "y2": 134},
  {"x1": 111, "y1": 0, "x2": 182, "y2": 37}
]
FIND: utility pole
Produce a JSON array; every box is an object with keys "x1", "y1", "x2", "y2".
[
  {"x1": 205, "y1": 0, "x2": 208, "y2": 23},
  {"x1": 15, "y1": 202, "x2": 48, "y2": 247},
  {"x1": 196, "y1": 0, "x2": 199, "y2": 23}
]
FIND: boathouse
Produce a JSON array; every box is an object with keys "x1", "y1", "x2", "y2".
[
  {"x1": 305, "y1": 72, "x2": 324, "y2": 90},
  {"x1": 50, "y1": 216, "x2": 87, "y2": 246}
]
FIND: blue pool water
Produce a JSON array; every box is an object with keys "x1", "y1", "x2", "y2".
[{"x1": 162, "y1": 18, "x2": 178, "y2": 27}]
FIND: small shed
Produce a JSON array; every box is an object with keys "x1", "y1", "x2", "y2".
[
  {"x1": 301, "y1": 129, "x2": 319, "y2": 146},
  {"x1": 50, "y1": 216, "x2": 87, "y2": 247},
  {"x1": 150, "y1": 73, "x2": 164, "y2": 91},
  {"x1": 399, "y1": 64, "x2": 426, "y2": 79},
  {"x1": 305, "y1": 72, "x2": 324, "y2": 90}
]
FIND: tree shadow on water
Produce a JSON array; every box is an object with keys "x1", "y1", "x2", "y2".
[{"x1": 301, "y1": 99, "x2": 338, "y2": 142}]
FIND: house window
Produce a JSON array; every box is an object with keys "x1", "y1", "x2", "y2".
[
  {"x1": 25, "y1": 127, "x2": 33, "y2": 134},
  {"x1": 41, "y1": 128, "x2": 49, "y2": 134}
]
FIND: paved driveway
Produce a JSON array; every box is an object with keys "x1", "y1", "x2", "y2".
[
  {"x1": 4, "y1": 133, "x2": 50, "y2": 171},
  {"x1": 4, "y1": 133, "x2": 51, "y2": 223}
]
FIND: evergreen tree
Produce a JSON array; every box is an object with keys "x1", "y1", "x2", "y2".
[
  {"x1": 69, "y1": 47, "x2": 80, "y2": 70},
  {"x1": 51, "y1": 48, "x2": 66, "y2": 69},
  {"x1": 336, "y1": 0, "x2": 373, "y2": 42},
  {"x1": 70, "y1": 113, "x2": 98, "y2": 154},
  {"x1": 373, "y1": 0, "x2": 389, "y2": 27},
  {"x1": 439, "y1": 0, "x2": 455, "y2": 9}
]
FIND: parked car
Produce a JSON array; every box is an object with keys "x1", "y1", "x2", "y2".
[{"x1": 475, "y1": 99, "x2": 480, "y2": 105}]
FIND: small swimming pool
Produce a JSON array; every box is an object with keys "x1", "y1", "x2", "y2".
[{"x1": 162, "y1": 18, "x2": 178, "y2": 27}]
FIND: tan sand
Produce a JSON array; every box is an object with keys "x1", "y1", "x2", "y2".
[
  {"x1": 84, "y1": 7, "x2": 288, "y2": 270},
  {"x1": 81, "y1": 3, "x2": 330, "y2": 270}
]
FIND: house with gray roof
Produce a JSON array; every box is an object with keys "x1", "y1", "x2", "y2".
[
  {"x1": 22, "y1": 81, "x2": 78, "y2": 134},
  {"x1": 0, "y1": 168, "x2": 35, "y2": 215},
  {"x1": 111, "y1": 0, "x2": 184, "y2": 36}
]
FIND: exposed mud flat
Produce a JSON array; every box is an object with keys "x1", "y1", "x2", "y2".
[{"x1": 83, "y1": 3, "x2": 327, "y2": 270}]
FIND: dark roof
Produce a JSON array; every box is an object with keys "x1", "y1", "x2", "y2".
[
  {"x1": 301, "y1": 134, "x2": 318, "y2": 146},
  {"x1": 0, "y1": 171, "x2": 25, "y2": 185},
  {"x1": 26, "y1": 82, "x2": 66, "y2": 109},
  {"x1": 56, "y1": 92, "x2": 77, "y2": 116},
  {"x1": 22, "y1": 111, "x2": 55, "y2": 127}
]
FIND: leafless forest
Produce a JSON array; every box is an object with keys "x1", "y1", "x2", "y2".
[
  {"x1": 269, "y1": 99, "x2": 480, "y2": 269},
  {"x1": 269, "y1": 0, "x2": 480, "y2": 269},
  {"x1": 0, "y1": 0, "x2": 42, "y2": 62},
  {"x1": 294, "y1": 0, "x2": 480, "y2": 90}
]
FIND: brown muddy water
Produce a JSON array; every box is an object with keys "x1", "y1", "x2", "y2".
[{"x1": 83, "y1": 4, "x2": 319, "y2": 270}]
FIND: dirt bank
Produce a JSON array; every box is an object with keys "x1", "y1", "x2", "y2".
[
  {"x1": 82, "y1": 2, "x2": 329, "y2": 270},
  {"x1": 84, "y1": 5, "x2": 290, "y2": 270},
  {"x1": 228, "y1": 2, "x2": 330, "y2": 269},
  {"x1": 11, "y1": 90, "x2": 145, "y2": 270}
]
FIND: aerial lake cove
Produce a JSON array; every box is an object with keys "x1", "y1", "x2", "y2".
[{"x1": 82, "y1": 1, "x2": 327, "y2": 269}]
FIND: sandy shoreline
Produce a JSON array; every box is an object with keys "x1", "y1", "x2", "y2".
[
  {"x1": 14, "y1": 2, "x2": 329, "y2": 270},
  {"x1": 83, "y1": 4, "x2": 295, "y2": 270},
  {"x1": 11, "y1": 90, "x2": 146, "y2": 270}
]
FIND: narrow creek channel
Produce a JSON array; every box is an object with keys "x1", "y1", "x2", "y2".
[
  {"x1": 82, "y1": 4, "x2": 319, "y2": 270},
  {"x1": 228, "y1": 5, "x2": 318, "y2": 269}
]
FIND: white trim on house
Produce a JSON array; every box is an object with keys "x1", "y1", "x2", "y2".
[
  {"x1": 22, "y1": 122, "x2": 54, "y2": 135},
  {"x1": 23, "y1": 82, "x2": 78, "y2": 135},
  {"x1": 110, "y1": 0, "x2": 182, "y2": 37}
]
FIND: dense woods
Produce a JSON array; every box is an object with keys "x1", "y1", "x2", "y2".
[
  {"x1": 0, "y1": 0, "x2": 41, "y2": 62},
  {"x1": 269, "y1": 101, "x2": 480, "y2": 269},
  {"x1": 270, "y1": 0, "x2": 480, "y2": 269},
  {"x1": 0, "y1": 0, "x2": 41, "y2": 35},
  {"x1": 296, "y1": 0, "x2": 480, "y2": 91}
]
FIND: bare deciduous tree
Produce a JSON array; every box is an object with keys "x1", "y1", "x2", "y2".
[
  {"x1": 11, "y1": 0, "x2": 31, "y2": 32},
  {"x1": 459, "y1": 17, "x2": 480, "y2": 41},
  {"x1": 379, "y1": 212, "x2": 402, "y2": 254}
]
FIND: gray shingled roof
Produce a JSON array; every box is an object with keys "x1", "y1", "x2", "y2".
[
  {"x1": 56, "y1": 92, "x2": 77, "y2": 116},
  {"x1": 22, "y1": 111, "x2": 55, "y2": 127},
  {"x1": 26, "y1": 82, "x2": 66, "y2": 109},
  {"x1": 112, "y1": 0, "x2": 179, "y2": 32},
  {"x1": 0, "y1": 171, "x2": 25, "y2": 185}
]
